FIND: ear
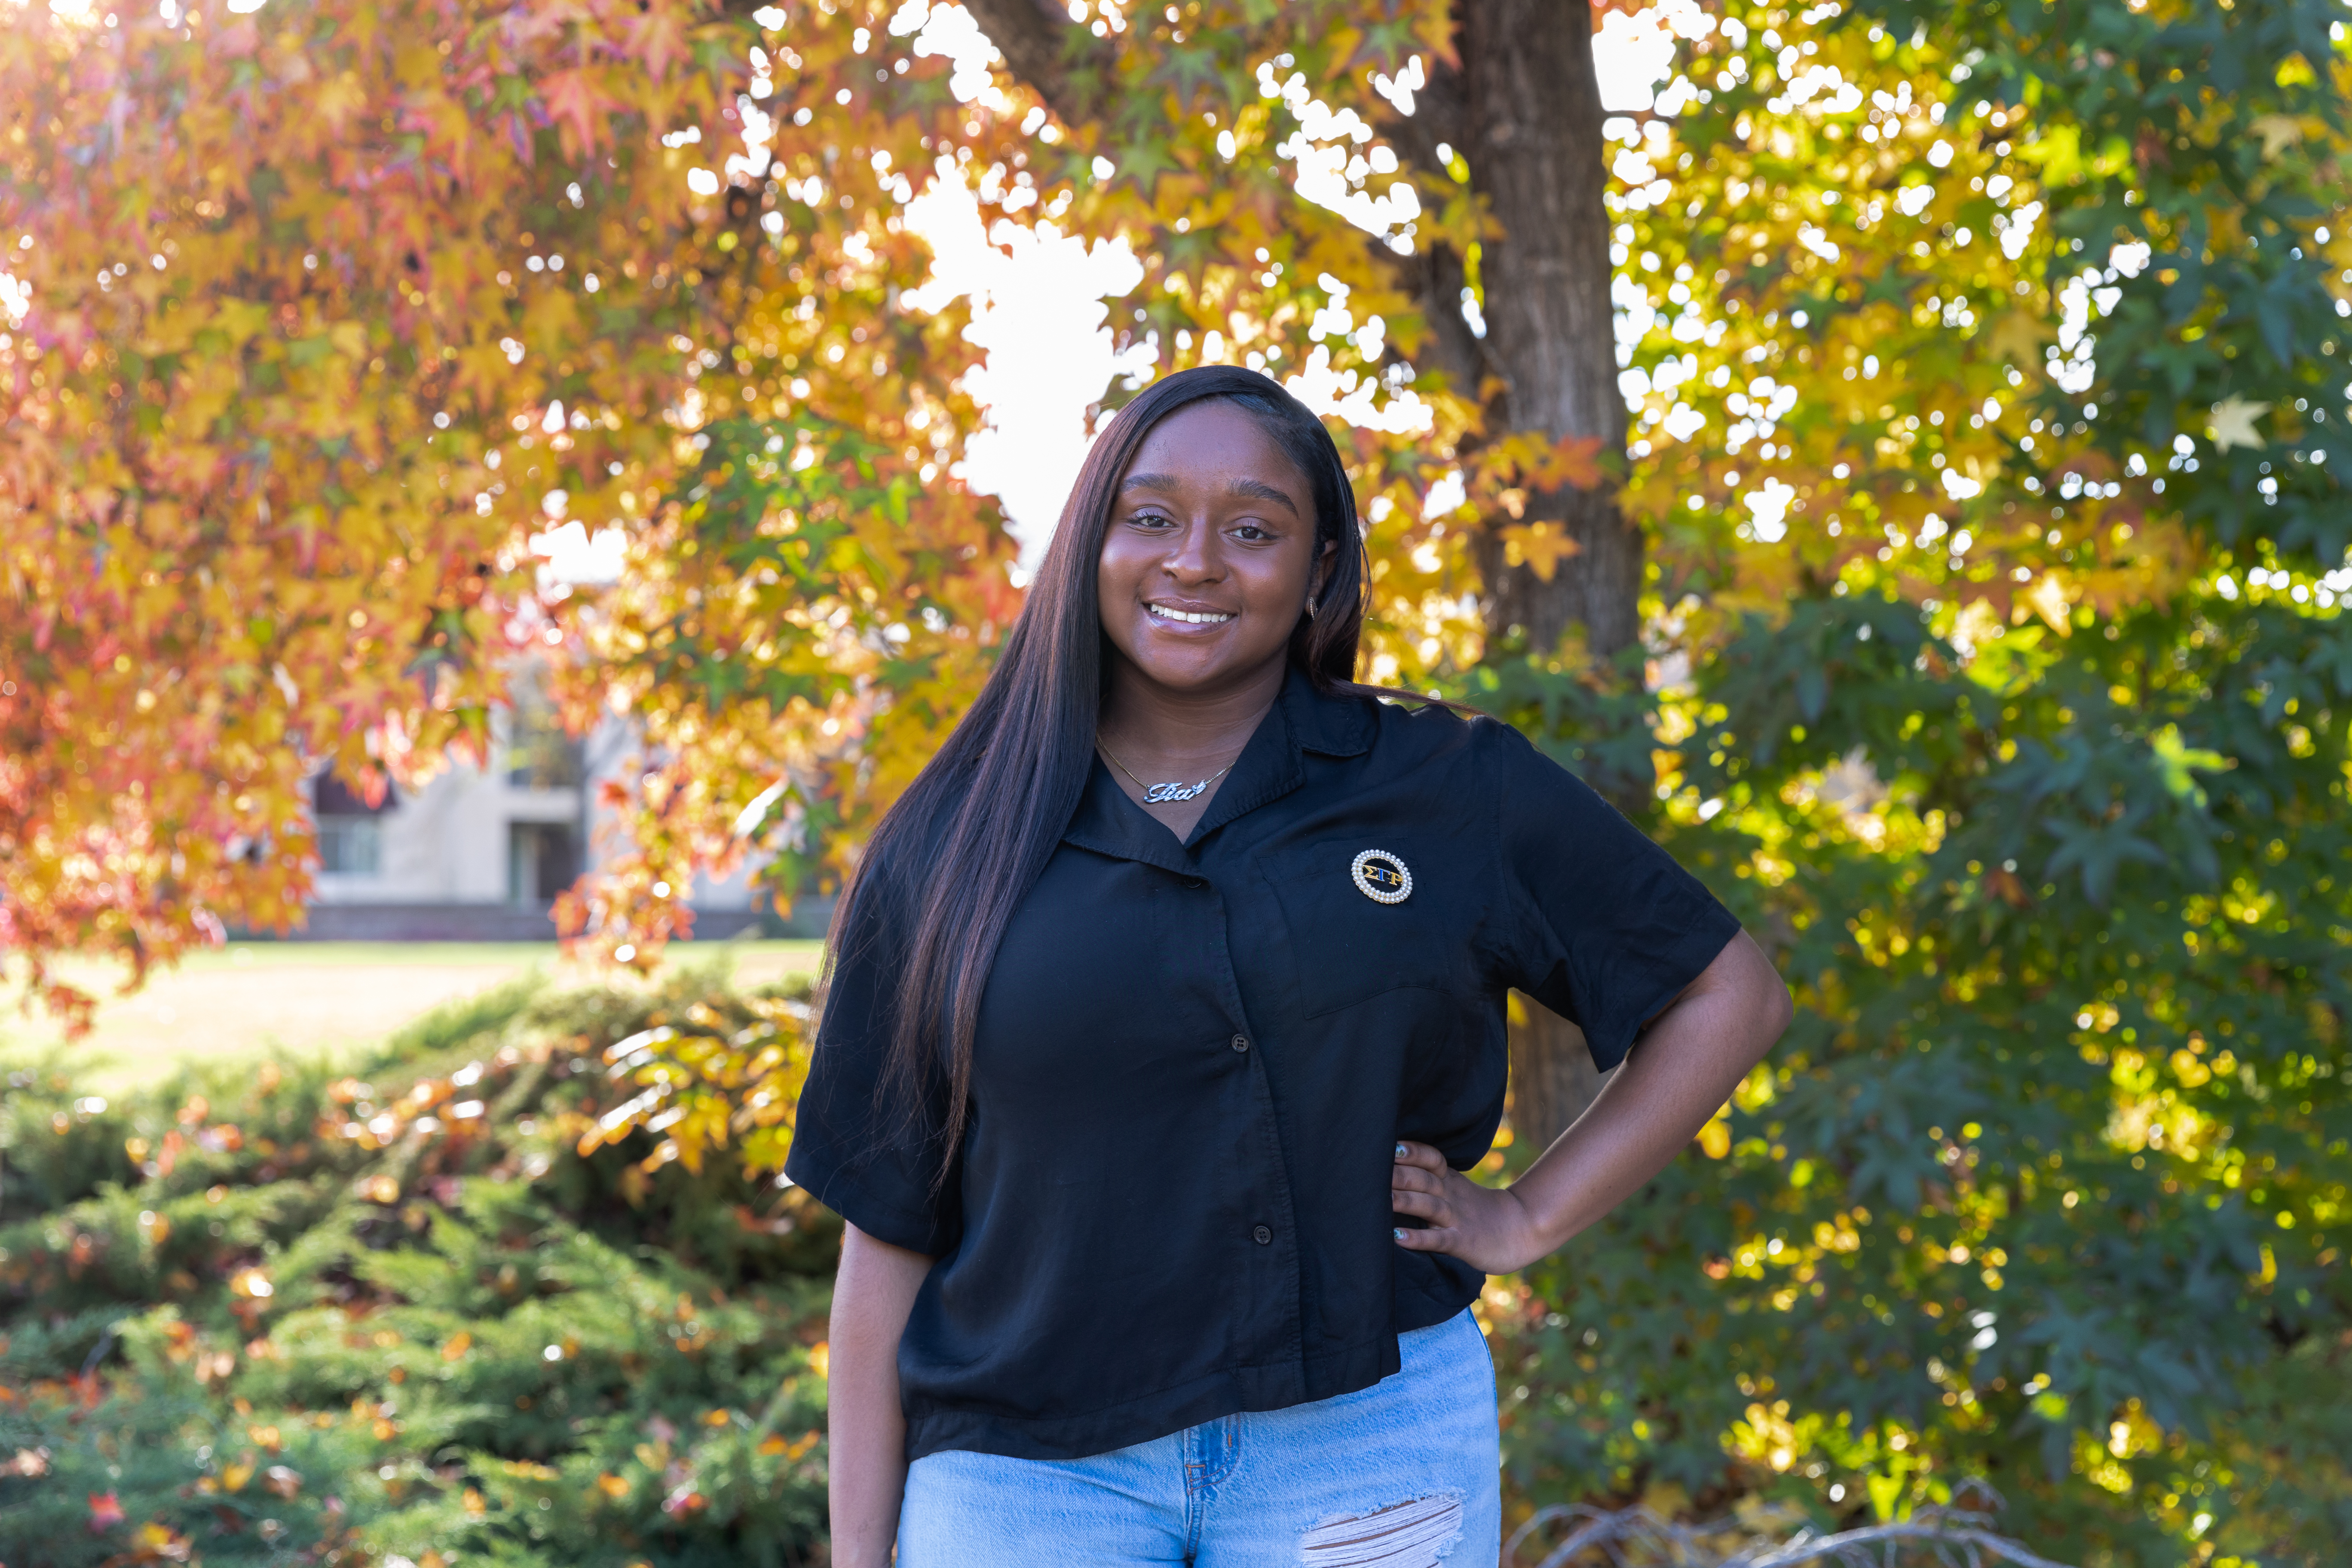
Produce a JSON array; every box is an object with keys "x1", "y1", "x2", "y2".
[{"x1": 1311, "y1": 539, "x2": 1337, "y2": 597}]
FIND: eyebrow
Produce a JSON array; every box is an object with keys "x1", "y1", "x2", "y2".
[{"x1": 1120, "y1": 472, "x2": 1302, "y2": 518}]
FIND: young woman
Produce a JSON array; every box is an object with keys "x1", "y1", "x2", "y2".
[{"x1": 785, "y1": 366, "x2": 1791, "y2": 1566}]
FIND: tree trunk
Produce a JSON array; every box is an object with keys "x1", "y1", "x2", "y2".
[
  {"x1": 1507, "y1": 992, "x2": 1604, "y2": 1155},
  {"x1": 1458, "y1": 0, "x2": 1641, "y2": 663},
  {"x1": 1460, "y1": 1, "x2": 1642, "y2": 1136}
]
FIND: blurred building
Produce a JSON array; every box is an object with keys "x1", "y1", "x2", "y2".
[{"x1": 299, "y1": 674, "x2": 776, "y2": 941}]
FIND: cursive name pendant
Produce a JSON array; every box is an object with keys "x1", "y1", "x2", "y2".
[{"x1": 1098, "y1": 742, "x2": 1237, "y2": 806}]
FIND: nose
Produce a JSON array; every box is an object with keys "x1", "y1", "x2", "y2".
[{"x1": 1159, "y1": 516, "x2": 1223, "y2": 585}]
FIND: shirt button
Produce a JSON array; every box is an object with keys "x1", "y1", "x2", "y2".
[
  {"x1": 1231, "y1": 1034, "x2": 1250, "y2": 1053},
  {"x1": 1185, "y1": 877, "x2": 1208, "y2": 890},
  {"x1": 1253, "y1": 1224, "x2": 1273, "y2": 1245}
]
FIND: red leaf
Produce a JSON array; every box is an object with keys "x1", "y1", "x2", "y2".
[{"x1": 539, "y1": 70, "x2": 609, "y2": 161}]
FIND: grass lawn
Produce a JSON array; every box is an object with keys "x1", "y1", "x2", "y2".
[{"x1": 0, "y1": 937, "x2": 825, "y2": 1088}]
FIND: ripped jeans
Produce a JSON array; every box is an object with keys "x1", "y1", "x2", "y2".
[{"x1": 896, "y1": 1308, "x2": 1500, "y2": 1566}]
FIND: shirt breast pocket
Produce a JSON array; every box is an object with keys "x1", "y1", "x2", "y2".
[{"x1": 1262, "y1": 837, "x2": 1469, "y2": 1020}]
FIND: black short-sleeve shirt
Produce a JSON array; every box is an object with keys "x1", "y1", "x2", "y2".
[{"x1": 784, "y1": 665, "x2": 1740, "y2": 1463}]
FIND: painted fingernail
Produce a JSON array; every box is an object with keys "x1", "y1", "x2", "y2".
[
  {"x1": 1393, "y1": 1227, "x2": 1409, "y2": 1243},
  {"x1": 1394, "y1": 1142, "x2": 1409, "y2": 1160}
]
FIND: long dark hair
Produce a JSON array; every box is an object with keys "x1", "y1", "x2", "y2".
[{"x1": 823, "y1": 367, "x2": 1370, "y2": 1178}]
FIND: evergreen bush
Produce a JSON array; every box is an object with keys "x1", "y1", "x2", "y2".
[{"x1": 0, "y1": 968, "x2": 837, "y2": 1568}]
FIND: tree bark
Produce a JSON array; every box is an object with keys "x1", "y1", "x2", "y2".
[
  {"x1": 1456, "y1": 0, "x2": 1641, "y2": 662},
  {"x1": 1449, "y1": 3, "x2": 1644, "y2": 1132},
  {"x1": 958, "y1": 0, "x2": 1102, "y2": 121},
  {"x1": 1507, "y1": 992, "x2": 1604, "y2": 1155}
]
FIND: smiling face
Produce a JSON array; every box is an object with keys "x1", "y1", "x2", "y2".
[{"x1": 1096, "y1": 399, "x2": 1330, "y2": 703}]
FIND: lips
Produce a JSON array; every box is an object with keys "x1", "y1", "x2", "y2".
[{"x1": 1145, "y1": 602, "x2": 1235, "y2": 626}]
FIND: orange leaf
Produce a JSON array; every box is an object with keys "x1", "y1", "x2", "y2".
[{"x1": 1524, "y1": 434, "x2": 1607, "y2": 492}]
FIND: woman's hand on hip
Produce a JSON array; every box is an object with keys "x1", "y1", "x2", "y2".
[
  {"x1": 1390, "y1": 933, "x2": 1792, "y2": 1277},
  {"x1": 1389, "y1": 1142, "x2": 1547, "y2": 1275}
]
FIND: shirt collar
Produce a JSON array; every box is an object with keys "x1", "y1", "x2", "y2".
[
  {"x1": 1280, "y1": 663, "x2": 1377, "y2": 760},
  {"x1": 1062, "y1": 664, "x2": 1375, "y2": 868}
]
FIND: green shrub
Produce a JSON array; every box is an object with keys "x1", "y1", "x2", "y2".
[{"x1": 0, "y1": 968, "x2": 837, "y2": 1568}]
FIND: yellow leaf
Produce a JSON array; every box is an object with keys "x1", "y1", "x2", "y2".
[
  {"x1": 315, "y1": 68, "x2": 369, "y2": 129},
  {"x1": 211, "y1": 299, "x2": 273, "y2": 348},
  {"x1": 1499, "y1": 521, "x2": 1580, "y2": 582},
  {"x1": 2022, "y1": 572, "x2": 2073, "y2": 636},
  {"x1": 2249, "y1": 114, "x2": 2303, "y2": 159}
]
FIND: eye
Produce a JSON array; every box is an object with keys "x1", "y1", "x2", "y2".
[
  {"x1": 1229, "y1": 521, "x2": 1274, "y2": 542},
  {"x1": 1127, "y1": 508, "x2": 1176, "y2": 528}
]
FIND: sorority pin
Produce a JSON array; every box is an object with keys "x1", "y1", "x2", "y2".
[{"x1": 1350, "y1": 849, "x2": 1413, "y2": 905}]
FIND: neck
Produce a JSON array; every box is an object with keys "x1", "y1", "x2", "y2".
[{"x1": 1099, "y1": 655, "x2": 1288, "y2": 770}]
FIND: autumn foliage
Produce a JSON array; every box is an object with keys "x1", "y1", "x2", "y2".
[{"x1": 0, "y1": 0, "x2": 1018, "y2": 1026}]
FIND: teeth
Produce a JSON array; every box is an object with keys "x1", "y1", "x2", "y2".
[{"x1": 1150, "y1": 605, "x2": 1234, "y2": 625}]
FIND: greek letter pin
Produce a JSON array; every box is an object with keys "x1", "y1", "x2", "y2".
[{"x1": 1350, "y1": 849, "x2": 1413, "y2": 905}]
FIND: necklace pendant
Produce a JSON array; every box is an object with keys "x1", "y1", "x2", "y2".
[{"x1": 1143, "y1": 780, "x2": 1206, "y2": 803}]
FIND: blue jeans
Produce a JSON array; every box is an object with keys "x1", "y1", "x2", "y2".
[{"x1": 897, "y1": 1308, "x2": 1500, "y2": 1566}]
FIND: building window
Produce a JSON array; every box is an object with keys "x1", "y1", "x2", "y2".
[
  {"x1": 318, "y1": 817, "x2": 383, "y2": 876},
  {"x1": 314, "y1": 771, "x2": 392, "y2": 877},
  {"x1": 509, "y1": 822, "x2": 580, "y2": 906}
]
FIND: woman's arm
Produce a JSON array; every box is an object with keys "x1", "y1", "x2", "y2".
[
  {"x1": 1390, "y1": 928, "x2": 1792, "y2": 1274},
  {"x1": 827, "y1": 1222, "x2": 936, "y2": 1568}
]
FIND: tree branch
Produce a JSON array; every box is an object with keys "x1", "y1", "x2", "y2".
[{"x1": 1507, "y1": 1501, "x2": 2079, "y2": 1568}]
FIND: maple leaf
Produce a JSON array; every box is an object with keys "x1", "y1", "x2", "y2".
[
  {"x1": 315, "y1": 67, "x2": 370, "y2": 131},
  {"x1": 1118, "y1": 135, "x2": 1188, "y2": 199},
  {"x1": 87, "y1": 1491, "x2": 126, "y2": 1531},
  {"x1": 2249, "y1": 113, "x2": 2303, "y2": 160},
  {"x1": 627, "y1": 0, "x2": 692, "y2": 83},
  {"x1": 1501, "y1": 521, "x2": 1580, "y2": 582},
  {"x1": 1984, "y1": 311, "x2": 2055, "y2": 370},
  {"x1": 1525, "y1": 433, "x2": 1607, "y2": 492},
  {"x1": 539, "y1": 70, "x2": 611, "y2": 161},
  {"x1": 2021, "y1": 571, "x2": 2073, "y2": 636},
  {"x1": 2207, "y1": 397, "x2": 2270, "y2": 452}
]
